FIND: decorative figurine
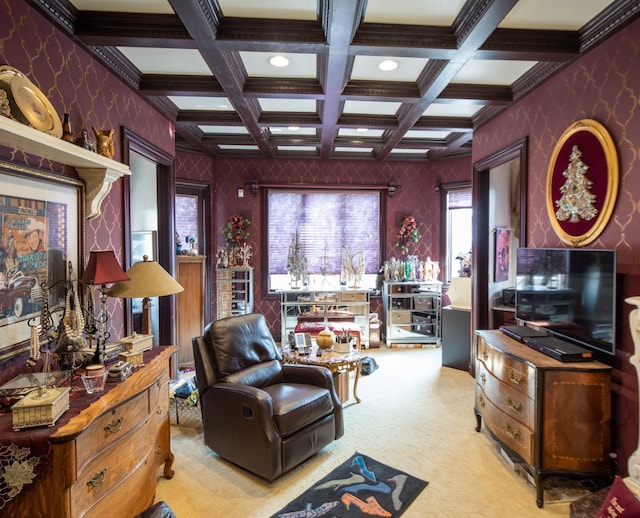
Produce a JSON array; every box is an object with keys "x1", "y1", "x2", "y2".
[
  {"x1": 75, "y1": 129, "x2": 96, "y2": 152},
  {"x1": 93, "y1": 127, "x2": 115, "y2": 158}
]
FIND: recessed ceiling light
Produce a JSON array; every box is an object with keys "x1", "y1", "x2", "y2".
[
  {"x1": 288, "y1": 126, "x2": 300, "y2": 131},
  {"x1": 378, "y1": 59, "x2": 398, "y2": 71},
  {"x1": 269, "y1": 55, "x2": 290, "y2": 67},
  {"x1": 356, "y1": 128, "x2": 369, "y2": 133}
]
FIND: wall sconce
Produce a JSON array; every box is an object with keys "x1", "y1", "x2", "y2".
[
  {"x1": 251, "y1": 180, "x2": 260, "y2": 196},
  {"x1": 387, "y1": 182, "x2": 399, "y2": 197}
]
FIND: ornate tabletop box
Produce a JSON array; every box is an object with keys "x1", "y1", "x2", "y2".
[
  {"x1": 118, "y1": 333, "x2": 153, "y2": 353},
  {"x1": 12, "y1": 386, "x2": 70, "y2": 431}
]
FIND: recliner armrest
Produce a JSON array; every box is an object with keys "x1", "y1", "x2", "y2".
[
  {"x1": 202, "y1": 382, "x2": 276, "y2": 420},
  {"x1": 282, "y1": 363, "x2": 334, "y2": 390}
]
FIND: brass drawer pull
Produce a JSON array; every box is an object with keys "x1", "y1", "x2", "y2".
[
  {"x1": 505, "y1": 424, "x2": 521, "y2": 441},
  {"x1": 87, "y1": 468, "x2": 107, "y2": 488},
  {"x1": 480, "y1": 373, "x2": 486, "y2": 384},
  {"x1": 478, "y1": 394, "x2": 485, "y2": 408},
  {"x1": 509, "y1": 369, "x2": 524, "y2": 385},
  {"x1": 507, "y1": 397, "x2": 522, "y2": 412},
  {"x1": 104, "y1": 418, "x2": 123, "y2": 434},
  {"x1": 482, "y1": 350, "x2": 488, "y2": 361}
]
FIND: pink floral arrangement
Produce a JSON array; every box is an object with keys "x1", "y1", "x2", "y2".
[
  {"x1": 223, "y1": 215, "x2": 251, "y2": 247},
  {"x1": 397, "y1": 215, "x2": 422, "y2": 254}
]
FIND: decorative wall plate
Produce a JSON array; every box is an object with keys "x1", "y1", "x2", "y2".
[
  {"x1": 10, "y1": 74, "x2": 62, "y2": 138},
  {"x1": 545, "y1": 119, "x2": 618, "y2": 247}
]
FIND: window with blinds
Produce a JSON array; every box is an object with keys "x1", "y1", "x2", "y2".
[{"x1": 267, "y1": 189, "x2": 381, "y2": 290}]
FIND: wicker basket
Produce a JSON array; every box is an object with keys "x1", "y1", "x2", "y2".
[{"x1": 170, "y1": 397, "x2": 202, "y2": 428}]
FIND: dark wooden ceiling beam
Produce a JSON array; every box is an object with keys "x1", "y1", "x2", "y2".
[
  {"x1": 177, "y1": 111, "x2": 244, "y2": 124},
  {"x1": 168, "y1": 0, "x2": 274, "y2": 157},
  {"x1": 376, "y1": 0, "x2": 519, "y2": 160},
  {"x1": 74, "y1": 12, "x2": 195, "y2": 48},
  {"x1": 414, "y1": 116, "x2": 474, "y2": 132},
  {"x1": 477, "y1": 28, "x2": 578, "y2": 60},
  {"x1": 428, "y1": 131, "x2": 474, "y2": 161},
  {"x1": 243, "y1": 78, "x2": 324, "y2": 98},
  {"x1": 318, "y1": 0, "x2": 367, "y2": 159},
  {"x1": 139, "y1": 75, "x2": 225, "y2": 96},
  {"x1": 215, "y1": 18, "x2": 327, "y2": 52},
  {"x1": 438, "y1": 84, "x2": 512, "y2": 104}
]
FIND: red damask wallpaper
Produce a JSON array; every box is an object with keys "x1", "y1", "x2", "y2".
[{"x1": 175, "y1": 153, "x2": 472, "y2": 330}]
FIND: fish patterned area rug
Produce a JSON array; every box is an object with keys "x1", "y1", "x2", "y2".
[{"x1": 271, "y1": 452, "x2": 428, "y2": 517}]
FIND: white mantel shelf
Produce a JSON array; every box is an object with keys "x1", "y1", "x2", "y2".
[{"x1": 0, "y1": 115, "x2": 131, "y2": 219}]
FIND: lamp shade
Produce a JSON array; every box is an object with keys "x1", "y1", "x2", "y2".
[
  {"x1": 80, "y1": 250, "x2": 130, "y2": 285},
  {"x1": 108, "y1": 255, "x2": 184, "y2": 299}
]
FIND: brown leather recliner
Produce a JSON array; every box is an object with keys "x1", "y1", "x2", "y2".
[{"x1": 192, "y1": 313, "x2": 344, "y2": 481}]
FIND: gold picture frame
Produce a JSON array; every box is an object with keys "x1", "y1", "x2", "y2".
[{"x1": 546, "y1": 118, "x2": 618, "y2": 247}]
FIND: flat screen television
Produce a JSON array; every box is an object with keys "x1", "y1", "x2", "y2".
[{"x1": 515, "y1": 247, "x2": 616, "y2": 356}]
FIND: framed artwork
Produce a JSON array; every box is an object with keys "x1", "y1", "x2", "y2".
[
  {"x1": 131, "y1": 230, "x2": 157, "y2": 263},
  {"x1": 546, "y1": 119, "x2": 619, "y2": 247},
  {"x1": 0, "y1": 160, "x2": 84, "y2": 360},
  {"x1": 494, "y1": 228, "x2": 510, "y2": 282}
]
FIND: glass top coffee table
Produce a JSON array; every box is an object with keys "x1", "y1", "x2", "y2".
[{"x1": 281, "y1": 344, "x2": 361, "y2": 405}]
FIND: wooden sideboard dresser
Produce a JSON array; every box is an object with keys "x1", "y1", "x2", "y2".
[
  {"x1": 1, "y1": 346, "x2": 176, "y2": 518},
  {"x1": 474, "y1": 330, "x2": 611, "y2": 508}
]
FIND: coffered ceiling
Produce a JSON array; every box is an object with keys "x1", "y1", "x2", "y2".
[{"x1": 29, "y1": 0, "x2": 640, "y2": 161}]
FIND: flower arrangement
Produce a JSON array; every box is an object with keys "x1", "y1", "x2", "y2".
[
  {"x1": 397, "y1": 215, "x2": 422, "y2": 254},
  {"x1": 223, "y1": 215, "x2": 251, "y2": 248}
]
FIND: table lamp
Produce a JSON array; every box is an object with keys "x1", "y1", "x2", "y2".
[
  {"x1": 80, "y1": 250, "x2": 130, "y2": 364},
  {"x1": 108, "y1": 255, "x2": 184, "y2": 339}
]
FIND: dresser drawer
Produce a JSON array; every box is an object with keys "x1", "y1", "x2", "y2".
[
  {"x1": 340, "y1": 292, "x2": 366, "y2": 302},
  {"x1": 71, "y1": 417, "x2": 156, "y2": 515},
  {"x1": 476, "y1": 383, "x2": 534, "y2": 464},
  {"x1": 75, "y1": 389, "x2": 150, "y2": 473},
  {"x1": 477, "y1": 336, "x2": 535, "y2": 399},
  {"x1": 476, "y1": 361, "x2": 534, "y2": 429},
  {"x1": 150, "y1": 373, "x2": 171, "y2": 417},
  {"x1": 218, "y1": 269, "x2": 232, "y2": 280}
]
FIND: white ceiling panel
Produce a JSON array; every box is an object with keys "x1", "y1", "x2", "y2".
[
  {"x1": 118, "y1": 48, "x2": 211, "y2": 75},
  {"x1": 351, "y1": 56, "x2": 429, "y2": 82},
  {"x1": 70, "y1": 0, "x2": 174, "y2": 13},
  {"x1": 343, "y1": 101, "x2": 401, "y2": 116},
  {"x1": 453, "y1": 60, "x2": 538, "y2": 85},
  {"x1": 169, "y1": 97, "x2": 233, "y2": 111},
  {"x1": 240, "y1": 52, "x2": 317, "y2": 79},
  {"x1": 364, "y1": 0, "x2": 467, "y2": 26},
  {"x1": 199, "y1": 126, "x2": 249, "y2": 134},
  {"x1": 258, "y1": 99, "x2": 317, "y2": 112},
  {"x1": 217, "y1": 0, "x2": 317, "y2": 20},
  {"x1": 500, "y1": 0, "x2": 615, "y2": 30}
]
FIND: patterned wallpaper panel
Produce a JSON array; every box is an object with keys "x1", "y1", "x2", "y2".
[
  {"x1": 175, "y1": 153, "x2": 472, "y2": 333},
  {"x1": 472, "y1": 17, "x2": 640, "y2": 475},
  {"x1": 0, "y1": 0, "x2": 174, "y2": 376}
]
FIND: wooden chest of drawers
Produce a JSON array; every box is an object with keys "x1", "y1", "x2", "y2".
[
  {"x1": 2, "y1": 346, "x2": 176, "y2": 518},
  {"x1": 474, "y1": 330, "x2": 611, "y2": 508}
]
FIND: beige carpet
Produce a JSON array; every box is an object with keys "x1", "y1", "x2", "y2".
[{"x1": 155, "y1": 346, "x2": 574, "y2": 517}]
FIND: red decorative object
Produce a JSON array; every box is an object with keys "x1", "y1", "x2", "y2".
[
  {"x1": 396, "y1": 215, "x2": 421, "y2": 254},
  {"x1": 222, "y1": 214, "x2": 251, "y2": 248},
  {"x1": 546, "y1": 119, "x2": 618, "y2": 247}
]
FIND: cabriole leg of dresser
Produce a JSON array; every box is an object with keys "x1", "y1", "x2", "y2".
[
  {"x1": 474, "y1": 410, "x2": 482, "y2": 432},
  {"x1": 163, "y1": 449, "x2": 175, "y2": 479}
]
